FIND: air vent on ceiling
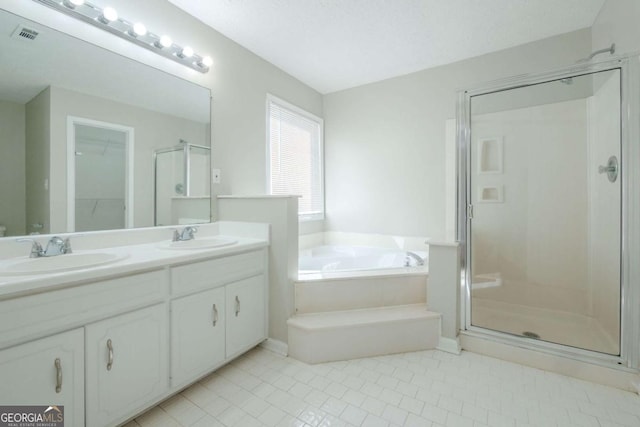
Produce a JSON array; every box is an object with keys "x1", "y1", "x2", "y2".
[{"x1": 11, "y1": 25, "x2": 40, "y2": 41}]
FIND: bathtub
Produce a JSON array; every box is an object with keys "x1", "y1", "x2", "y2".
[
  {"x1": 295, "y1": 241, "x2": 429, "y2": 315},
  {"x1": 293, "y1": 240, "x2": 433, "y2": 363},
  {"x1": 299, "y1": 245, "x2": 428, "y2": 276}
]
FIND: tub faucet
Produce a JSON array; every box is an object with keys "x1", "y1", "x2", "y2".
[
  {"x1": 18, "y1": 236, "x2": 73, "y2": 258},
  {"x1": 405, "y1": 251, "x2": 425, "y2": 267},
  {"x1": 173, "y1": 226, "x2": 198, "y2": 242}
]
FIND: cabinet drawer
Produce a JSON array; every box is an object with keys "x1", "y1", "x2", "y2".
[
  {"x1": 171, "y1": 250, "x2": 264, "y2": 295},
  {"x1": 0, "y1": 328, "x2": 84, "y2": 427},
  {"x1": 0, "y1": 270, "x2": 166, "y2": 349}
]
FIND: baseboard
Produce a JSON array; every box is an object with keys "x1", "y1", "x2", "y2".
[
  {"x1": 260, "y1": 338, "x2": 288, "y2": 356},
  {"x1": 437, "y1": 336, "x2": 461, "y2": 355}
]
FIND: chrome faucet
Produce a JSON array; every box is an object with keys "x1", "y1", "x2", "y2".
[
  {"x1": 17, "y1": 236, "x2": 73, "y2": 258},
  {"x1": 173, "y1": 226, "x2": 198, "y2": 242},
  {"x1": 404, "y1": 251, "x2": 425, "y2": 267}
]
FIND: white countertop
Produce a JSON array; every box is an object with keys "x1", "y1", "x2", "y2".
[{"x1": 0, "y1": 223, "x2": 269, "y2": 300}]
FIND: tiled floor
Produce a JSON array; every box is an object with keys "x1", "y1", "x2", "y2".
[{"x1": 125, "y1": 347, "x2": 640, "y2": 427}]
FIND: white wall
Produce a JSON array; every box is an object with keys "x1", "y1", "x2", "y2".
[
  {"x1": 323, "y1": 29, "x2": 592, "y2": 239},
  {"x1": 0, "y1": 100, "x2": 25, "y2": 236},
  {"x1": 592, "y1": 0, "x2": 640, "y2": 56},
  {"x1": 25, "y1": 88, "x2": 50, "y2": 235}
]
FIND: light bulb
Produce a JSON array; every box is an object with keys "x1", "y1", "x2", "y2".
[
  {"x1": 158, "y1": 35, "x2": 172, "y2": 48},
  {"x1": 180, "y1": 46, "x2": 194, "y2": 58},
  {"x1": 201, "y1": 56, "x2": 213, "y2": 67},
  {"x1": 132, "y1": 22, "x2": 147, "y2": 36},
  {"x1": 99, "y1": 6, "x2": 118, "y2": 24}
]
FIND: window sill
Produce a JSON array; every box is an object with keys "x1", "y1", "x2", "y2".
[{"x1": 299, "y1": 214, "x2": 324, "y2": 222}]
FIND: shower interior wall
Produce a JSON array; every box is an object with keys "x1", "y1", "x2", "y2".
[
  {"x1": 470, "y1": 99, "x2": 590, "y2": 317},
  {"x1": 588, "y1": 71, "x2": 621, "y2": 345}
]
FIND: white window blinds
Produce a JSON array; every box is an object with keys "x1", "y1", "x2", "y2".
[{"x1": 268, "y1": 96, "x2": 324, "y2": 219}]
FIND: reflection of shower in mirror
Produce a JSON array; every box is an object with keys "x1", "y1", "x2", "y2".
[{"x1": 153, "y1": 140, "x2": 211, "y2": 226}]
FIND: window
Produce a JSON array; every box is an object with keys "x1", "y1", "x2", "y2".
[{"x1": 267, "y1": 95, "x2": 324, "y2": 220}]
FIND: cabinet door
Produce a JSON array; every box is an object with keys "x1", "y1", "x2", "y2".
[
  {"x1": 171, "y1": 287, "x2": 225, "y2": 387},
  {"x1": 86, "y1": 304, "x2": 168, "y2": 427},
  {"x1": 0, "y1": 328, "x2": 84, "y2": 427},
  {"x1": 225, "y1": 275, "x2": 266, "y2": 357}
]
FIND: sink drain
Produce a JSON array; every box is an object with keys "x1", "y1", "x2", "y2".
[{"x1": 522, "y1": 331, "x2": 540, "y2": 339}]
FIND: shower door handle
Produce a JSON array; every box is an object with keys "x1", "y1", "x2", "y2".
[{"x1": 598, "y1": 156, "x2": 618, "y2": 183}]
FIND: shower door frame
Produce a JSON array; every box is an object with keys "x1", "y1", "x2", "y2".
[{"x1": 457, "y1": 55, "x2": 640, "y2": 371}]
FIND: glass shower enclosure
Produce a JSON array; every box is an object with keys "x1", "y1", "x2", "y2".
[
  {"x1": 154, "y1": 140, "x2": 211, "y2": 226},
  {"x1": 458, "y1": 56, "x2": 640, "y2": 369}
]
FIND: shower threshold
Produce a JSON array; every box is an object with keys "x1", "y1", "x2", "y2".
[{"x1": 471, "y1": 298, "x2": 618, "y2": 356}]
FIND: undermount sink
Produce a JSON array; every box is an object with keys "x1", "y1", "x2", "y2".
[
  {"x1": 0, "y1": 252, "x2": 128, "y2": 276},
  {"x1": 157, "y1": 237, "x2": 238, "y2": 250}
]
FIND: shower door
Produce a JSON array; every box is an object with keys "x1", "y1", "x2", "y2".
[{"x1": 466, "y1": 69, "x2": 621, "y2": 355}]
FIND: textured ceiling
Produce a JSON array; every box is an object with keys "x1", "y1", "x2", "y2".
[{"x1": 168, "y1": 0, "x2": 606, "y2": 94}]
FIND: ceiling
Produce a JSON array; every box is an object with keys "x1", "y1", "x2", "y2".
[{"x1": 168, "y1": 0, "x2": 606, "y2": 94}]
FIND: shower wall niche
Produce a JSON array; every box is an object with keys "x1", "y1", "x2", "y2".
[{"x1": 154, "y1": 141, "x2": 211, "y2": 226}]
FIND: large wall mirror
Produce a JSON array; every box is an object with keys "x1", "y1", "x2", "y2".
[{"x1": 0, "y1": 8, "x2": 212, "y2": 237}]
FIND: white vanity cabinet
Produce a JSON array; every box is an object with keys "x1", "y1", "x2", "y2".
[
  {"x1": 171, "y1": 287, "x2": 226, "y2": 387},
  {"x1": 0, "y1": 239, "x2": 268, "y2": 427},
  {"x1": 226, "y1": 275, "x2": 266, "y2": 358},
  {"x1": 85, "y1": 304, "x2": 169, "y2": 427},
  {"x1": 169, "y1": 249, "x2": 268, "y2": 386},
  {"x1": 0, "y1": 328, "x2": 84, "y2": 427}
]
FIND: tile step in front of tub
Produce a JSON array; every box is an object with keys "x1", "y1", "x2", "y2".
[{"x1": 287, "y1": 304, "x2": 440, "y2": 364}]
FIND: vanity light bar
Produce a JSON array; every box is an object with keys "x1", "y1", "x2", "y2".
[{"x1": 32, "y1": 0, "x2": 213, "y2": 73}]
